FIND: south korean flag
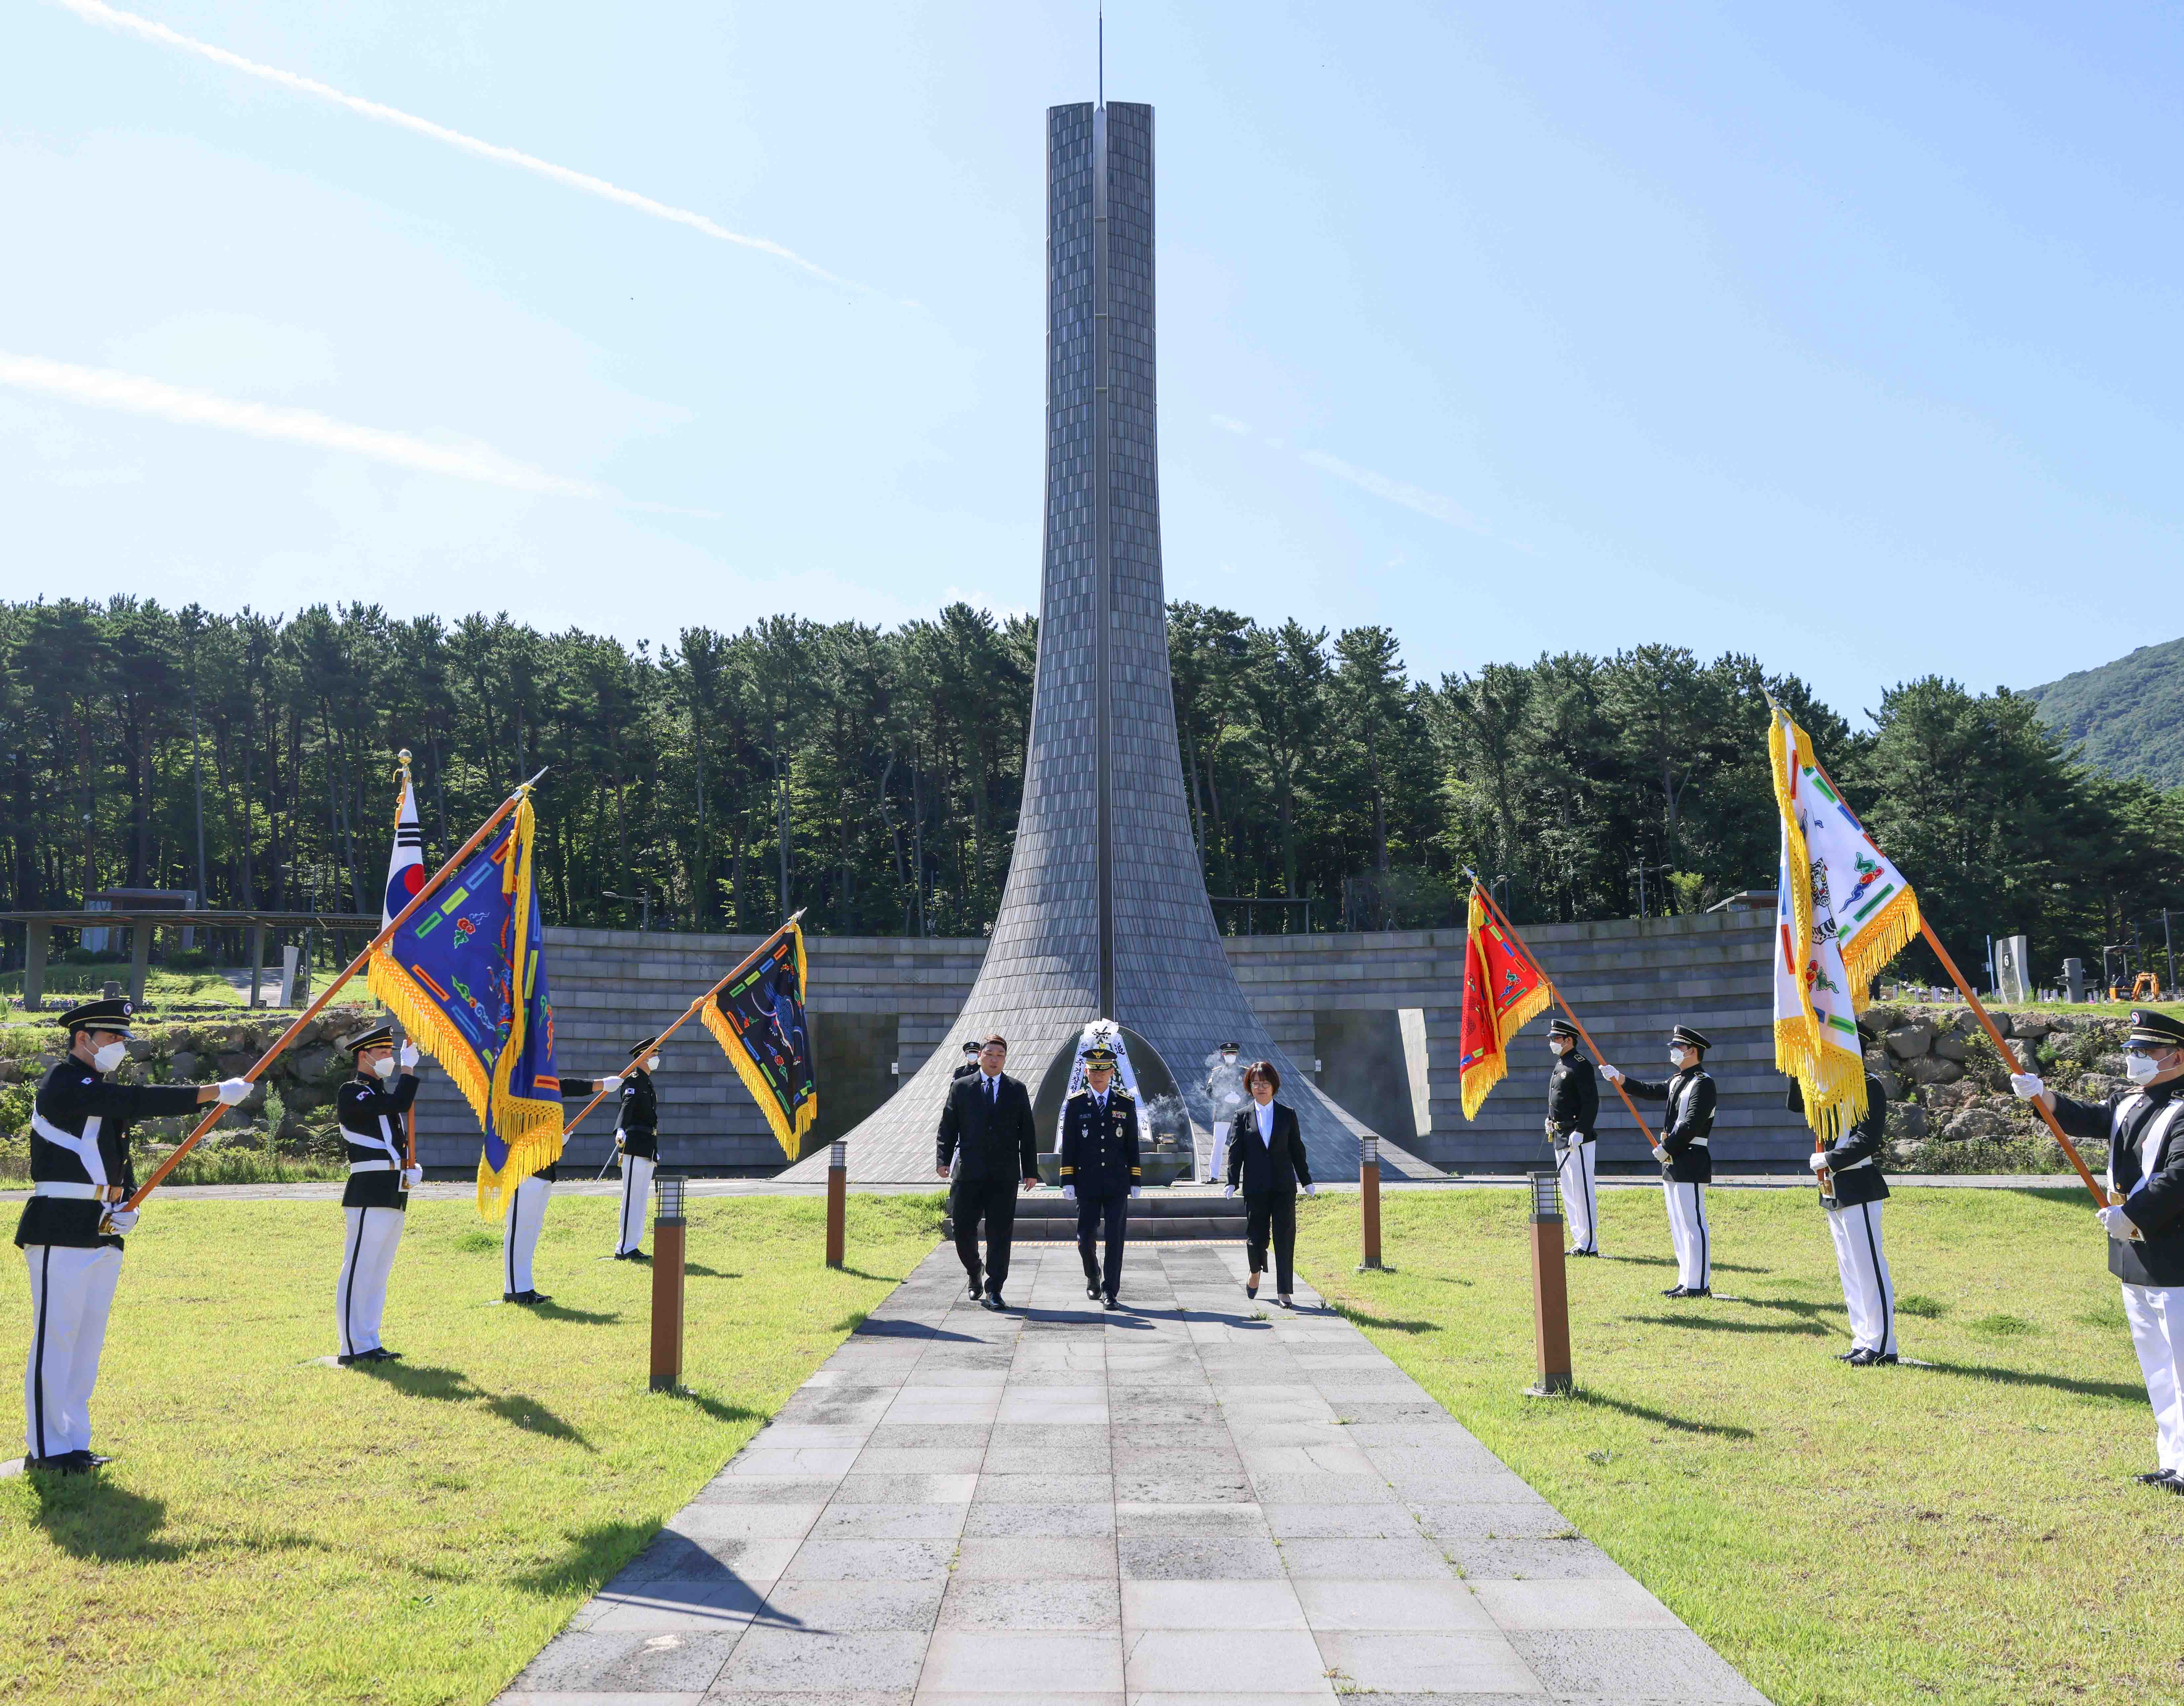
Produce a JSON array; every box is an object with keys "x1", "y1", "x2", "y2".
[{"x1": 380, "y1": 766, "x2": 426, "y2": 929}]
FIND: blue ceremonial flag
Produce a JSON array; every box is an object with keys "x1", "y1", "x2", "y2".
[
  {"x1": 699, "y1": 918, "x2": 817, "y2": 1160},
  {"x1": 369, "y1": 790, "x2": 563, "y2": 1214}
]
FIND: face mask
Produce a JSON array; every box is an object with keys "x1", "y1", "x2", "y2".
[
  {"x1": 372, "y1": 1055, "x2": 396, "y2": 1080},
  {"x1": 91, "y1": 1041, "x2": 126, "y2": 1074},
  {"x1": 2127, "y1": 1053, "x2": 2165, "y2": 1085},
  {"x1": 645, "y1": 1056, "x2": 661, "y2": 1074},
  {"x1": 1549, "y1": 1040, "x2": 1570, "y2": 1056},
  {"x1": 1668, "y1": 1047, "x2": 1689, "y2": 1068}
]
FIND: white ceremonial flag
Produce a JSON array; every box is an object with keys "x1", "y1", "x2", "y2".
[
  {"x1": 379, "y1": 767, "x2": 426, "y2": 930},
  {"x1": 1768, "y1": 703, "x2": 1921, "y2": 1140}
]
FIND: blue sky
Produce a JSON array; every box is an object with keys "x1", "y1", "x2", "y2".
[{"x1": 4, "y1": 1, "x2": 2178, "y2": 722}]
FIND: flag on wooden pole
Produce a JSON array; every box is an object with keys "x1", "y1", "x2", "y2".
[
  {"x1": 700, "y1": 918, "x2": 818, "y2": 1159},
  {"x1": 1459, "y1": 883, "x2": 1551, "y2": 1120},
  {"x1": 1768, "y1": 702, "x2": 1921, "y2": 1140},
  {"x1": 369, "y1": 788, "x2": 564, "y2": 1213}
]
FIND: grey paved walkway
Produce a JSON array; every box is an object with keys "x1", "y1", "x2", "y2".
[{"x1": 499, "y1": 1244, "x2": 1766, "y2": 1705}]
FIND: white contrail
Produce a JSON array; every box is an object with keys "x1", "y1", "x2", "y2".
[
  {"x1": 1301, "y1": 449, "x2": 1492, "y2": 539},
  {"x1": 0, "y1": 350, "x2": 600, "y2": 496},
  {"x1": 53, "y1": 0, "x2": 853, "y2": 289}
]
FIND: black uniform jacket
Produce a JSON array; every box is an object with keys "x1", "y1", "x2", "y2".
[
  {"x1": 937, "y1": 1072, "x2": 1038, "y2": 1182},
  {"x1": 1227, "y1": 1101, "x2": 1313, "y2": 1196},
  {"x1": 339, "y1": 1073, "x2": 420, "y2": 1210},
  {"x1": 1548, "y1": 1050, "x2": 1600, "y2": 1145},
  {"x1": 2050, "y1": 1080, "x2": 2184, "y2": 1286},
  {"x1": 1059, "y1": 1088, "x2": 1141, "y2": 1195},
  {"x1": 16, "y1": 1060, "x2": 204, "y2": 1250},
  {"x1": 563, "y1": 1072, "x2": 658, "y2": 1159},
  {"x1": 1623, "y1": 1066, "x2": 1716, "y2": 1183},
  {"x1": 1786, "y1": 1075, "x2": 1889, "y2": 1209}
]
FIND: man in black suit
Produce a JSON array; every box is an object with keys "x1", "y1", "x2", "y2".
[{"x1": 936, "y1": 1034, "x2": 1041, "y2": 1310}]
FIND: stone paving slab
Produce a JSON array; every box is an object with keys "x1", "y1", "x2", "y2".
[{"x1": 499, "y1": 1245, "x2": 1768, "y2": 1706}]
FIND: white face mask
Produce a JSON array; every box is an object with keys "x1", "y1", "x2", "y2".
[
  {"x1": 2126, "y1": 1052, "x2": 2165, "y2": 1086},
  {"x1": 1669, "y1": 1047, "x2": 1689, "y2": 1068},
  {"x1": 91, "y1": 1041, "x2": 126, "y2": 1074},
  {"x1": 372, "y1": 1055, "x2": 397, "y2": 1080},
  {"x1": 645, "y1": 1055, "x2": 662, "y2": 1074},
  {"x1": 1549, "y1": 1039, "x2": 1570, "y2": 1056}
]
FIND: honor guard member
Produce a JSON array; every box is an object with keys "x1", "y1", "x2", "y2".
[
  {"x1": 1203, "y1": 1043, "x2": 1246, "y2": 1183},
  {"x1": 952, "y1": 1040, "x2": 985, "y2": 1081},
  {"x1": 560, "y1": 1040, "x2": 660, "y2": 1262},
  {"x1": 18, "y1": 998, "x2": 250, "y2": 1472},
  {"x1": 1788, "y1": 1026, "x2": 1895, "y2": 1365},
  {"x1": 1601, "y1": 1025, "x2": 1716, "y2": 1297},
  {"x1": 1059, "y1": 1044, "x2": 1142, "y2": 1308},
  {"x1": 1545, "y1": 1018, "x2": 1601, "y2": 1256},
  {"x1": 2012, "y1": 1009, "x2": 2184, "y2": 1490},
  {"x1": 334, "y1": 1025, "x2": 423, "y2": 1366}
]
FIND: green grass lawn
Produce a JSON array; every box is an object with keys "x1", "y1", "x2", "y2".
[
  {"x1": 0, "y1": 1191, "x2": 944, "y2": 1704},
  {"x1": 1298, "y1": 1184, "x2": 2177, "y2": 1706}
]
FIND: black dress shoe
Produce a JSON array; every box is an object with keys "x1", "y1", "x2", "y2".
[
  {"x1": 982, "y1": 1292, "x2": 1005, "y2": 1311},
  {"x1": 2133, "y1": 1469, "x2": 2174, "y2": 1484},
  {"x1": 1663, "y1": 1285, "x2": 1689, "y2": 1298},
  {"x1": 1684, "y1": 1287, "x2": 1711, "y2": 1298},
  {"x1": 1835, "y1": 1349, "x2": 1859, "y2": 1361},
  {"x1": 77, "y1": 1451, "x2": 112, "y2": 1468},
  {"x1": 966, "y1": 1268, "x2": 984, "y2": 1302},
  {"x1": 1102, "y1": 1296, "x2": 1121, "y2": 1310},
  {"x1": 29, "y1": 1454, "x2": 88, "y2": 1476},
  {"x1": 1086, "y1": 1281, "x2": 1100, "y2": 1300},
  {"x1": 1245, "y1": 1279, "x2": 1259, "y2": 1300},
  {"x1": 366, "y1": 1348, "x2": 402, "y2": 1362},
  {"x1": 337, "y1": 1352, "x2": 366, "y2": 1367},
  {"x1": 1277, "y1": 1296, "x2": 1294, "y2": 1309}
]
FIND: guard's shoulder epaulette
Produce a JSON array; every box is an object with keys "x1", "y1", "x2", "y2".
[{"x1": 1112, "y1": 1086, "x2": 1136, "y2": 1100}]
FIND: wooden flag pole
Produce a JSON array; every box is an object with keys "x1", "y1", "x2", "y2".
[
  {"x1": 1466, "y1": 874, "x2": 1658, "y2": 1146},
  {"x1": 122, "y1": 773, "x2": 543, "y2": 1212},
  {"x1": 561, "y1": 910, "x2": 808, "y2": 1144},
  {"x1": 1917, "y1": 918, "x2": 2107, "y2": 1207}
]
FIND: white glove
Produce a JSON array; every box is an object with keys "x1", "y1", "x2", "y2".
[
  {"x1": 1130, "y1": 1186, "x2": 1142, "y2": 1199},
  {"x1": 1807, "y1": 1151, "x2": 1831, "y2": 1174},
  {"x1": 2009, "y1": 1072, "x2": 2046, "y2": 1100},
  {"x1": 1062, "y1": 1184, "x2": 1076, "y2": 1201},
  {"x1": 216, "y1": 1077, "x2": 252, "y2": 1106},
  {"x1": 1651, "y1": 1144, "x2": 1669, "y2": 1163},
  {"x1": 400, "y1": 1042, "x2": 421, "y2": 1070},
  {"x1": 1223, "y1": 1185, "x2": 1236, "y2": 1198},
  {"x1": 105, "y1": 1208, "x2": 140, "y2": 1234},
  {"x1": 1599, "y1": 1064, "x2": 1624, "y2": 1085},
  {"x1": 2099, "y1": 1205, "x2": 2142, "y2": 1241},
  {"x1": 401, "y1": 1165, "x2": 424, "y2": 1190},
  {"x1": 1305, "y1": 1183, "x2": 1316, "y2": 1197}
]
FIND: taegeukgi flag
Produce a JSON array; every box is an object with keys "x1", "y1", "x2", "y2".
[
  {"x1": 1459, "y1": 883, "x2": 1552, "y2": 1120},
  {"x1": 1768, "y1": 703, "x2": 1921, "y2": 1140},
  {"x1": 370, "y1": 790, "x2": 563, "y2": 1213},
  {"x1": 701, "y1": 918, "x2": 818, "y2": 1160}
]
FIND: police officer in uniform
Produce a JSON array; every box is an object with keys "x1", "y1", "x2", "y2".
[
  {"x1": 561, "y1": 1039, "x2": 660, "y2": 1261},
  {"x1": 1788, "y1": 1026, "x2": 1895, "y2": 1365},
  {"x1": 1545, "y1": 1018, "x2": 1601, "y2": 1257},
  {"x1": 952, "y1": 1039, "x2": 985, "y2": 1081},
  {"x1": 2012, "y1": 1009, "x2": 2184, "y2": 1489},
  {"x1": 1602, "y1": 1024, "x2": 1716, "y2": 1297},
  {"x1": 1059, "y1": 1044, "x2": 1142, "y2": 1309},
  {"x1": 18, "y1": 998, "x2": 250, "y2": 1471},
  {"x1": 334, "y1": 1024, "x2": 423, "y2": 1365},
  {"x1": 1203, "y1": 1042, "x2": 1245, "y2": 1183}
]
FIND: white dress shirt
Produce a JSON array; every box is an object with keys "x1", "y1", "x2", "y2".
[{"x1": 1256, "y1": 1101, "x2": 1274, "y2": 1144}]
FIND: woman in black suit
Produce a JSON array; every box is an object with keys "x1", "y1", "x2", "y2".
[{"x1": 1224, "y1": 1060, "x2": 1314, "y2": 1306}]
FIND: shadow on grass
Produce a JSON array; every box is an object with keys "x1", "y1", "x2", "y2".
[
  {"x1": 656, "y1": 1389, "x2": 764, "y2": 1426},
  {"x1": 28, "y1": 1479, "x2": 328, "y2": 1565},
  {"x1": 1620, "y1": 1312, "x2": 1830, "y2": 1338},
  {"x1": 1734, "y1": 1295, "x2": 1844, "y2": 1320},
  {"x1": 832, "y1": 1265, "x2": 908, "y2": 1283},
  {"x1": 1567, "y1": 1389, "x2": 1757, "y2": 1440},
  {"x1": 1916, "y1": 1359, "x2": 2146, "y2": 1405},
  {"x1": 356, "y1": 1362, "x2": 594, "y2": 1448},
  {"x1": 1336, "y1": 1307, "x2": 1442, "y2": 1335},
  {"x1": 532, "y1": 1302, "x2": 620, "y2": 1325},
  {"x1": 686, "y1": 1264, "x2": 745, "y2": 1279}
]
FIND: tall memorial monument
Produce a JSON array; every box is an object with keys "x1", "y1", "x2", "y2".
[{"x1": 790, "y1": 100, "x2": 1433, "y2": 1183}]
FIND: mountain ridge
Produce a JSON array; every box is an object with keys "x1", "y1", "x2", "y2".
[{"x1": 2025, "y1": 635, "x2": 2184, "y2": 788}]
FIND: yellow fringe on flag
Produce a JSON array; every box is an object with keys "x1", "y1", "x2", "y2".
[
  {"x1": 367, "y1": 794, "x2": 564, "y2": 1217},
  {"x1": 700, "y1": 921, "x2": 819, "y2": 1161},
  {"x1": 1457, "y1": 886, "x2": 1552, "y2": 1121},
  {"x1": 1811, "y1": 758, "x2": 1923, "y2": 1011}
]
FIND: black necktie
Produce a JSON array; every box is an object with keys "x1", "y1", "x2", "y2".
[{"x1": 987, "y1": 1077, "x2": 996, "y2": 1106}]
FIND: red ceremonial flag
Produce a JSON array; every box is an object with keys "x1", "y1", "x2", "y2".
[{"x1": 1459, "y1": 883, "x2": 1551, "y2": 1120}]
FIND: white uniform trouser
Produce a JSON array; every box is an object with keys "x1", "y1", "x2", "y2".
[
  {"x1": 504, "y1": 1175, "x2": 551, "y2": 1295},
  {"x1": 1825, "y1": 1198, "x2": 1895, "y2": 1354},
  {"x1": 616, "y1": 1152, "x2": 655, "y2": 1255},
  {"x1": 1557, "y1": 1141, "x2": 1599, "y2": 1253},
  {"x1": 2122, "y1": 1282, "x2": 2184, "y2": 1475},
  {"x1": 337, "y1": 1207, "x2": 404, "y2": 1357},
  {"x1": 1663, "y1": 1179, "x2": 1710, "y2": 1290},
  {"x1": 23, "y1": 1245, "x2": 122, "y2": 1460}
]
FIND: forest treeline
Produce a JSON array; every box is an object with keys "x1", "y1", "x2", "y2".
[{"x1": 4, "y1": 597, "x2": 2179, "y2": 986}]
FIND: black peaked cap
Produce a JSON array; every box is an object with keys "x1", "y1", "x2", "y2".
[
  {"x1": 342, "y1": 1024, "x2": 394, "y2": 1055},
  {"x1": 2129, "y1": 1010, "x2": 2184, "y2": 1048},
  {"x1": 60, "y1": 997, "x2": 133, "y2": 1035},
  {"x1": 1670, "y1": 1024, "x2": 1712, "y2": 1051},
  {"x1": 1547, "y1": 1018, "x2": 1580, "y2": 1041}
]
